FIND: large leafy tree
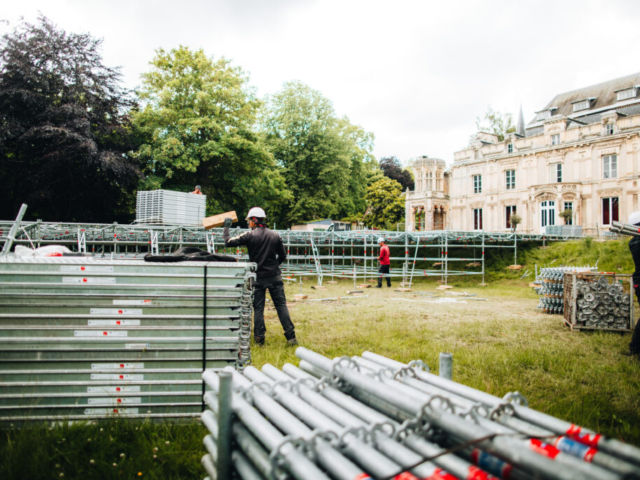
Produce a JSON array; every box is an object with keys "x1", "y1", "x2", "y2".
[
  {"x1": 133, "y1": 46, "x2": 290, "y2": 222},
  {"x1": 379, "y1": 156, "x2": 414, "y2": 191},
  {"x1": 364, "y1": 177, "x2": 405, "y2": 230},
  {"x1": 475, "y1": 107, "x2": 515, "y2": 142},
  {"x1": 0, "y1": 16, "x2": 140, "y2": 222},
  {"x1": 261, "y1": 81, "x2": 375, "y2": 226}
]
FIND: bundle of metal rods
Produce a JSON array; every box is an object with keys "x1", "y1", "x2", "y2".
[
  {"x1": 611, "y1": 221, "x2": 640, "y2": 237},
  {"x1": 575, "y1": 276, "x2": 631, "y2": 329},
  {"x1": 535, "y1": 266, "x2": 594, "y2": 314},
  {"x1": 200, "y1": 347, "x2": 640, "y2": 480}
]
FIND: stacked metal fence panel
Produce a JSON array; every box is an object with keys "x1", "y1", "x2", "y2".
[
  {"x1": 0, "y1": 257, "x2": 254, "y2": 422},
  {"x1": 136, "y1": 190, "x2": 206, "y2": 226},
  {"x1": 201, "y1": 348, "x2": 640, "y2": 480}
]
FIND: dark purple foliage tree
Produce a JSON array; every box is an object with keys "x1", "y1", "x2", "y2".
[
  {"x1": 379, "y1": 156, "x2": 414, "y2": 191},
  {"x1": 0, "y1": 16, "x2": 140, "y2": 222}
]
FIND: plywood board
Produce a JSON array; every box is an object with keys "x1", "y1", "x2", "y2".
[{"x1": 203, "y1": 211, "x2": 238, "y2": 230}]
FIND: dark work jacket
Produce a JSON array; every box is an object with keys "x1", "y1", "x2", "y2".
[{"x1": 224, "y1": 227, "x2": 287, "y2": 278}]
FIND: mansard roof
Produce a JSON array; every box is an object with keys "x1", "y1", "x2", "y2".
[{"x1": 527, "y1": 72, "x2": 640, "y2": 131}]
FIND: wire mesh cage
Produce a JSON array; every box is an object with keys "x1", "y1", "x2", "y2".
[{"x1": 564, "y1": 272, "x2": 635, "y2": 332}]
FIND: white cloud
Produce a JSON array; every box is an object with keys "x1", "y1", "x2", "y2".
[{"x1": 3, "y1": 0, "x2": 639, "y2": 167}]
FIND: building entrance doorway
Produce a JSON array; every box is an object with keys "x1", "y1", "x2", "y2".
[
  {"x1": 541, "y1": 200, "x2": 556, "y2": 233},
  {"x1": 434, "y1": 210, "x2": 444, "y2": 230}
]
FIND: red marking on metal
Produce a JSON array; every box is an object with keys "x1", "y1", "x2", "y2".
[
  {"x1": 81, "y1": 267, "x2": 85, "y2": 271},
  {"x1": 83, "y1": 278, "x2": 88, "y2": 282},
  {"x1": 119, "y1": 375, "x2": 124, "y2": 379},
  {"x1": 529, "y1": 438, "x2": 560, "y2": 459},
  {"x1": 103, "y1": 332, "x2": 108, "y2": 336},
  {"x1": 393, "y1": 473, "x2": 419, "y2": 480},
  {"x1": 426, "y1": 469, "x2": 457, "y2": 480},
  {"x1": 116, "y1": 321, "x2": 121, "y2": 325},
  {"x1": 118, "y1": 310, "x2": 123, "y2": 314},
  {"x1": 466, "y1": 466, "x2": 490, "y2": 480},
  {"x1": 119, "y1": 364, "x2": 124, "y2": 368},
  {"x1": 113, "y1": 408, "x2": 119, "y2": 413},
  {"x1": 116, "y1": 387, "x2": 121, "y2": 392},
  {"x1": 503, "y1": 465, "x2": 512, "y2": 479},
  {"x1": 470, "y1": 448, "x2": 479, "y2": 463},
  {"x1": 353, "y1": 474, "x2": 371, "y2": 480},
  {"x1": 565, "y1": 425, "x2": 601, "y2": 447},
  {"x1": 117, "y1": 398, "x2": 122, "y2": 403}
]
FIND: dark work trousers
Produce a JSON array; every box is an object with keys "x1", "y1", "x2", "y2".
[
  {"x1": 629, "y1": 237, "x2": 640, "y2": 353},
  {"x1": 252, "y1": 275, "x2": 296, "y2": 341},
  {"x1": 378, "y1": 264, "x2": 391, "y2": 287}
]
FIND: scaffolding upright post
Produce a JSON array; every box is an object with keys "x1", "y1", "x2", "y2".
[
  {"x1": 444, "y1": 232, "x2": 449, "y2": 285},
  {"x1": 331, "y1": 232, "x2": 335, "y2": 281},
  {"x1": 363, "y1": 234, "x2": 367, "y2": 284},
  {"x1": 514, "y1": 232, "x2": 518, "y2": 266},
  {"x1": 404, "y1": 232, "x2": 409, "y2": 287},
  {"x1": 481, "y1": 231, "x2": 486, "y2": 285},
  {"x1": 1, "y1": 204, "x2": 27, "y2": 256}
]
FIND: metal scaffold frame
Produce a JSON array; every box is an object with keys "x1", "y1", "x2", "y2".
[{"x1": 0, "y1": 219, "x2": 579, "y2": 286}]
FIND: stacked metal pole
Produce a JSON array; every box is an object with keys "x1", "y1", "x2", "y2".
[
  {"x1": 200, "y1": 347, "x2": 640, "y2": 479},
  {"x1": 534, "y1": 266, "x2": 594, "y2": 314},
  {"x1": 611, "y1": 221, "x2": 640, "y2": 237}
]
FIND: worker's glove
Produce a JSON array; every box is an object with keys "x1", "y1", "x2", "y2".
[{"x1": 223, "y1": 217, "x2": 233, "y2": 229}]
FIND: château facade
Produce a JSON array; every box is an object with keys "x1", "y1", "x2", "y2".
[{"x1": 405, "y1": 72, "x2": 640, "y2": 235}]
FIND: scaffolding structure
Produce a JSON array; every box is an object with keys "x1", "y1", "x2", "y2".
[{"x1": 0, "y1": 219, "x2": 578, "y2": 286}]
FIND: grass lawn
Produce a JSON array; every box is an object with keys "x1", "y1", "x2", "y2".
[{"x1": 2, "y1": 273, "x2": 640, "y2": 479}]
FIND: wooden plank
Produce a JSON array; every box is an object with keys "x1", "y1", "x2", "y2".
[{"x1": 203, "y1": 211, "x2": 238, "y2": 230}]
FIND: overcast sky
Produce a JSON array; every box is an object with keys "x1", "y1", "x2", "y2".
[{"x1": 3, "y1": 0, "x2": 640, "y2": 166}]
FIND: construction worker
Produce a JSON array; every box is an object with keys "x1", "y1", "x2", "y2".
[
  {"x1": 626, "y1": 211, "x2": 640, "y2": 357},
  {"x1": 191, "y1": 185, "x2": 203, "y2": 195},
  {"x1": 223, "y1": 207, "x2": 297, "y2": 347},
  {"x1": 376, "y1": 237, "x2": 391, "y2": 288}
]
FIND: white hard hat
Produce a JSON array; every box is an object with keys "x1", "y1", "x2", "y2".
[
  {"x1": 629, "y1": 211, "x2": 640, "y2": 225},
  {"x1": 377, "y1": 237, "x2": 385, "y2": 244},
  {"x1": 246, "y1": 207, "x2": 267, "y2": 219}
]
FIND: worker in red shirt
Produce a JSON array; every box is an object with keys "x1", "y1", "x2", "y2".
[{"x1": 376, "y1": 237, "x2": 391, "y2": 288}]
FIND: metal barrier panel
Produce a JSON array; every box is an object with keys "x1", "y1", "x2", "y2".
[{"x1": 0, "y1": 257, "x2": 254, "y2": 421}]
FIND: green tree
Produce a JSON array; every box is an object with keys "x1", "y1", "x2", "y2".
[
  {"x1": 260, "y1": 81, "x2": 375, "y2": 226},
  {"x1": 133, "y1": 46, "x2": 290, "y2": 221},
  {"x1": 476, "y1": 107, "x2": 515, "y2": 141},
  {"x1": 364, "y1": 177, "x2": 405, "y2": 229}
]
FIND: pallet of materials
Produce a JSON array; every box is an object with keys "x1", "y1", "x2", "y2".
[
  {"x1": 136, "y1": 190, "x2": 206, "y2": 226},
  {"x1": 0, "y1": 256, "x2": 254, "y2": 422},
  {"x1": 563, "y1": 272, "x2": 635, "y2": 332}
]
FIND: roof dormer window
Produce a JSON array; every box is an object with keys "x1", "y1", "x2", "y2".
[
  {"x1": 572, "y1": 98, "x2": 594, "y2": 112},
  {"x1": 536, "y1": 110, "x2": 551, "y2": 121},
  {"x1": 616, "y1": 87, "x2": 637, "y2": 102},
  {"x1": 535, "y1": 107, "x2": 557, "y2": 122}
]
